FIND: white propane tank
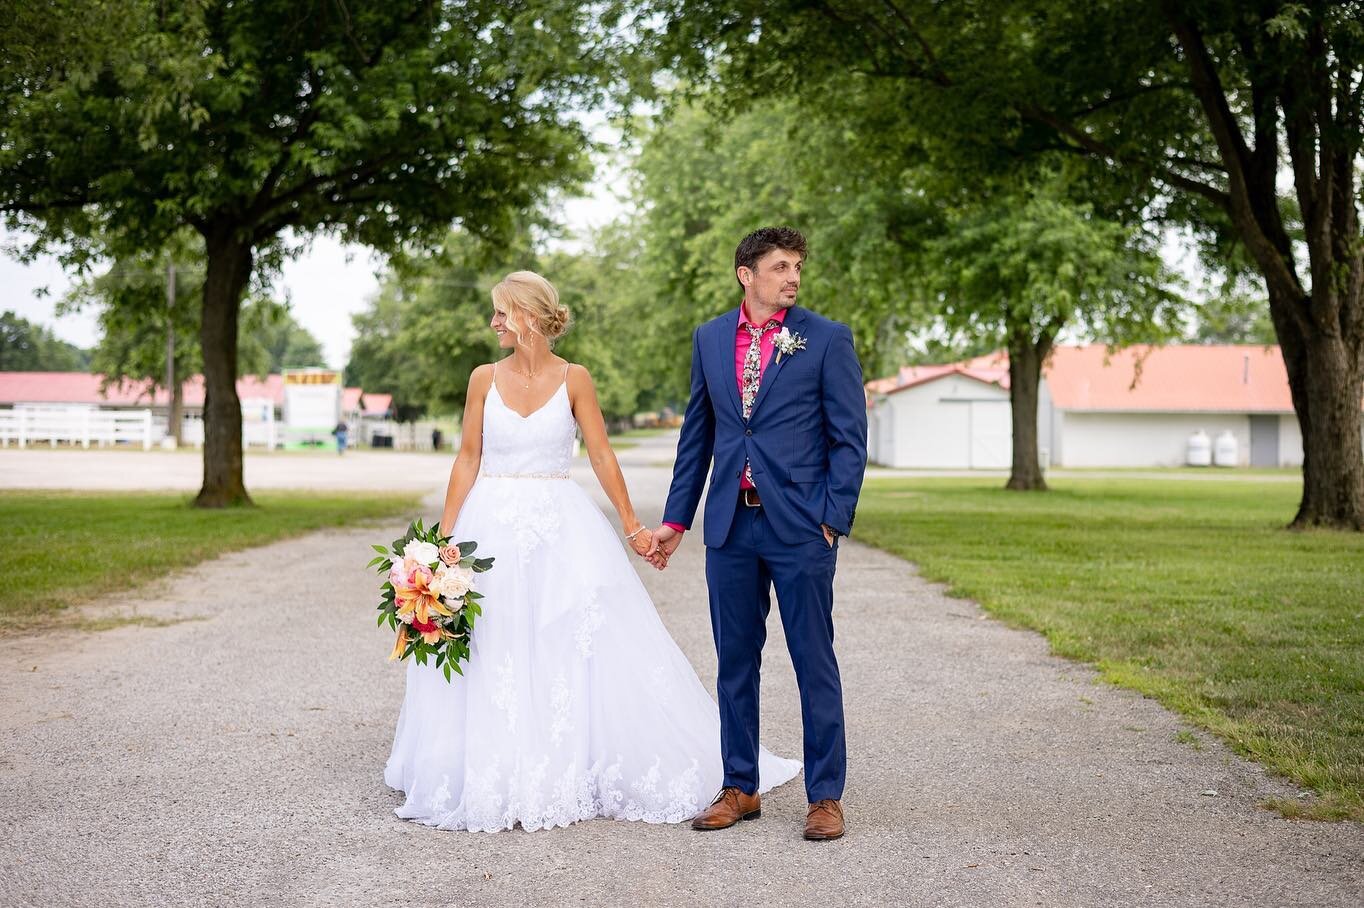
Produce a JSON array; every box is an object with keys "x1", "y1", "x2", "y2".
[
  {"x1": 1213, "y1": 430, "x2": 1239, "y2": 467},
  {"x1": 1186, "y1": 429, "x2": 1212, "y2": 466}
]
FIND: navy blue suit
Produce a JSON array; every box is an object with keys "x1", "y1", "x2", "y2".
[{"x1": 663, "y1": 305, "x2": 868, "y2": 802}]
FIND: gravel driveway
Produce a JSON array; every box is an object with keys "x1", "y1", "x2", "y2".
[{"x1": 1, "y1": 434, "x2": 1360, "y2": 906}]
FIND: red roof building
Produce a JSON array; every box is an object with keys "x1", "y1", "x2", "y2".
[
  {"x1": 865, "y1": 344, "x2": 1362, "y2": 469},
  {"x1": 0, "y1": 372, "x2": 391, "y2": 417}
]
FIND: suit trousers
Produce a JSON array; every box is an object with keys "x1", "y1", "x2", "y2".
[{"x1": 704, "y1": 498, "x2": 846, "y2": 802}]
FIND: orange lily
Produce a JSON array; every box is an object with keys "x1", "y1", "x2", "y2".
[
  {"x1": 394, "y1": 565, "x2": 453, "y2": 625},
  {"x1": 388, "y1": 625, "x2": 409, "y2": 662}
]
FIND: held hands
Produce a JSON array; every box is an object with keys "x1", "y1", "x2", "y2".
[
  {"x1": 625, "y1": 524, "x2": 681, "y2": 571},
  {"x1": 644, "y1": 525, "x2": 684, "y2": 571},
  {"x1": 628, "y1": 526, "x2": 670, "y2": 571},
  {"x1": 628, "y1": 525, "x2": 653, "y2": 558}
]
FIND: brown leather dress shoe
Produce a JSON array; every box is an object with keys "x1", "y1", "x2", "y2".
[
  {"x1": 804, "y1": 799, "x2": 845, "y2": 840},
  {"x1": 691, "y1": 787, "x2": 761, "y2": 830}
]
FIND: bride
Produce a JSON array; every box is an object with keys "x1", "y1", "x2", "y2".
[{"x1": 384, "y1": 270, "x2": 800, "y2": 831}]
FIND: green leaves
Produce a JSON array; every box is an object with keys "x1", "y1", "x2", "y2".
[
  {"x1": 373, "y1": 517, "x2": 495, "y2": 681},
  {"x1": 920, "y1": 171, "x2": 1184, "y2": 350},
  {"x1": 3, "y1": 0, "x2": 619, "y2": 497},
  {"x1": 0, "y1": 312, "x2": 90, "y2": 371}
]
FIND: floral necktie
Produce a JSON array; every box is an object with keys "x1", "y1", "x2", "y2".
[{"x1": 741, "y1": 319, "x2": 779, "y2": 487}]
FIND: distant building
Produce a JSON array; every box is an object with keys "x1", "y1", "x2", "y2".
[
  {"x1": 0, "y1": 371, "x2": 392, "y2": 448},
  {"x1": 865, "y1": 344, "x2": 1364, "y2": 469}
]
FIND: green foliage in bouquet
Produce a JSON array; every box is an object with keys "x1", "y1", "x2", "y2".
[{"x1": 371, "y1": 519, "x2": 495, "y2": 682}]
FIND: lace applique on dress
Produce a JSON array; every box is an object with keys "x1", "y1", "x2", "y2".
[
  {"x1": 492, "y1": 653, "x2": 518, "y2": 732},
  {"x1": 463, "y1": 759, "x2": 505, "y2": 831},
  {"x1": 574, "y1": 587, "x2": 603, "y2": 659},
  {"x1": 495, "y1": 484, "x2": 562, "y2": 563},
  {"x1": 648, "y1": 664, "x2": 674, "y2": 709},
  {"x1": 549, "y1": 673, "x2": 574, "y2": 745}
]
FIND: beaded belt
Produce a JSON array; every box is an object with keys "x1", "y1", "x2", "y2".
[{"x1": 481, "y1": 470, "x2": 570, "y2": 480}]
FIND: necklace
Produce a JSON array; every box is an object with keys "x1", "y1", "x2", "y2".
[{"x1": 507, "y1": 361, "x2": 542, "y2": 390}]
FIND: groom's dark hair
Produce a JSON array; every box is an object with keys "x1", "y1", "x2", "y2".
[{"x1": 735, "y1": 227, "x2": 807, "y2": 289}]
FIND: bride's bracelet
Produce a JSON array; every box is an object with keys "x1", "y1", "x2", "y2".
[{"x1": 625, "y1": 525, "x2": 647, "y2": 541}]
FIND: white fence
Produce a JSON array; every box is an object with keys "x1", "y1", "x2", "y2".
[
  {"x1": 0, "y1": 405, "x2": 155, "y2": 449},
  {"x1": 363, "y1": 418, "x2": 454, "y2": 451},
  {"x1": 177, "y1": 412, "x2": 278, "y2": 449},
  {"x1": 0, "y1": 405, "x2": 278, "y2": 450}
]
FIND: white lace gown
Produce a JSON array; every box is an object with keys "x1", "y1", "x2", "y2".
[{"x1": 384, "y1": 380, "x2": 801, "y2": 832}]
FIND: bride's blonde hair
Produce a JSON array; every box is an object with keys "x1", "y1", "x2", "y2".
[{"x1": 491, "y1": 270, "x2": 572, "y2": 348}]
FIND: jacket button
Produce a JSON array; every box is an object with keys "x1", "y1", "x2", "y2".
[{"x1": 745, "y1": 429, "x2": 753, "y2": 436}]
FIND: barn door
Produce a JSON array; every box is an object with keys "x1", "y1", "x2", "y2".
[
  {"x1": 1249, "y1": 415, "x2": 1278, "y2": 467},
  {"x1": 969, "y1": 400, "x2": 1012, "y2": 469}
]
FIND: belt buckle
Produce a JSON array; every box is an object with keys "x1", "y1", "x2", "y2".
[{"x1": 742, "y1": 488, "x2": 761, "y2": 508}]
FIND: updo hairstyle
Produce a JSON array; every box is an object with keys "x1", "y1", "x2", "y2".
[{"x1": 491, "y1": 270, "x2": 573, "y2": 347}]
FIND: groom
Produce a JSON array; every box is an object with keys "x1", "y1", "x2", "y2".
[{"x1": 649, "y1": 226, "x2": 868, "y2": 841}]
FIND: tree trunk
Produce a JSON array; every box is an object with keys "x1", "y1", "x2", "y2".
[
  {"x1": 1296, "y1": 347, "x2": 1364, "y2": 530},
  {"x1": 195, "y1": 224, "x2": 254, "y2": 508},
  {"x1": 169, "y1": 378, "x2": 183, "y2": 445},
  {"x1": 1269, "y1": 288, "x2": 1364, "y2": 529},
  {"x1": 1005, "y1": 327, "x2": 1051, "y2": 491}
]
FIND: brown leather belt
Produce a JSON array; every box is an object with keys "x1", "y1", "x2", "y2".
[{"x1": 741, "y1": 488, "x2": 762, "y2": 507}]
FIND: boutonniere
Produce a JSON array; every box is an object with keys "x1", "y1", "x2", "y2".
[{"x1": 773, "y1": 326, "x2": 807, "y2": 363}]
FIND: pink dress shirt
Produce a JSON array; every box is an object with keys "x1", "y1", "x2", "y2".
[{"x1": 664, "y1": 303, "x2": 787, "y2": 532}]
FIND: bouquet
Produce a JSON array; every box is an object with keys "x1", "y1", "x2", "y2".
[{"x1": 371, "y1": 519, "x2": 494, "y2": 681}]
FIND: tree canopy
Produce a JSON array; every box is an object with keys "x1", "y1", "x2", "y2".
[
  {"x1": 2, "y1": 0, "x2": 620, "y2": 505},
  {"x1": 0, "y1": 311, "x2": 90, "y2": 372},
  {"x1": 643, "y1": 0, "x2": 1364, "y2": 528},
  {"x1": 345, "y1": 224, "x2": 657, "y2": 424}
]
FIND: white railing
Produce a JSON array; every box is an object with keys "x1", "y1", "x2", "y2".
[
  {"x1": 0, "y1": 406, "x2": 155, "y2": 449},
  {"x1": 0, "y1": 405, "x2": 279, "y2": 450},
  {"x1": 178, "y1": 412, "x2": 278, "y2": 449},
  {"x1": 363, "y1": 418, "x2": 455, "y2": 451}
]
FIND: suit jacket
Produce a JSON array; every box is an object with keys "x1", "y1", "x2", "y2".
[{"x1": 662, "y1": 304, "x2": 869, "y2": 548}]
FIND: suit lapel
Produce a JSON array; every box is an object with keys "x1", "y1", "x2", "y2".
[
  {"x1": 713, "y1": 309, "x2": 744, "y2": 419},
  {"x1": 747, "y1": 306, "x2": 808, "y2": 421}
]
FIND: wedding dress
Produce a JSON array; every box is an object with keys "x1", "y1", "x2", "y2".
[{"x1": 384, "y1": 374, "x2": 801, "y2": 831}]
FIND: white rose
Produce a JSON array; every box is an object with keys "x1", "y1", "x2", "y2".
[
  {"x1": 401, "y1": 540, "x2": 441, "y2": 566},
  {"x1": 432, "y1": 564, "x2": 473, "y2": 599}
]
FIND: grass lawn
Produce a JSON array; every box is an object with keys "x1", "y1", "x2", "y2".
[
  {"x1": 1, "y1": 490, "x2": 420, "y2": 632},
  {"x1": 612, "y1": 427, "x2": 677, "y2": 439},
  {"x1": 1052, "y1": 466, "x2": 1301, "y2": 478},
  {"x1": 855, "y1": 477, "x2": 1364, "y2": 821}
]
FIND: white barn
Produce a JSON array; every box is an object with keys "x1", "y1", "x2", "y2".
[{"x1": 866, "y1": 344, "x2": 1363, "y2": 469}]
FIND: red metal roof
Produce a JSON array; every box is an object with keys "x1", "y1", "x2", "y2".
[
  {"x1": 872, "y1": 354, "x2": 1011, "y2": 397},
  {"x1": 356, "y1": 392, "x2": 392, "y2": 416},
  {"x1": 0, "y1": 372, "x2": 284, "y2": 406},
  {"x1": 0, "y1": 372, "x2": 393, "y2": 415},
  {"x1": 1045, "y1": 344, "x2": 1302, "y2": 412},
  {"x1": 867, "y1": 344, "x2": 1354, "y2": 413}
]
